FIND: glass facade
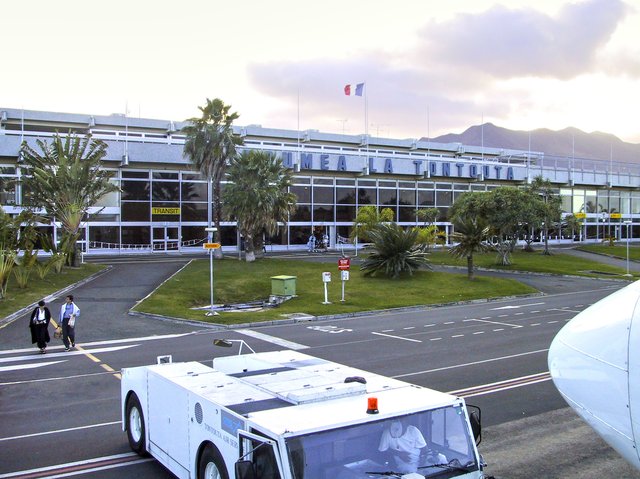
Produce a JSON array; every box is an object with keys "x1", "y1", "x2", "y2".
[{"x1": 1, "y1": 107, "x2": 638, "y2": 254}]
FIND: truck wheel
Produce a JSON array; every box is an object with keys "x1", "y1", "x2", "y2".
[
  {"x1": 126, "y1": 393, "x2": 147, "y2": 455},
  {"x1": 198, "y1": 444, "x2": 229, "y2": 479}
]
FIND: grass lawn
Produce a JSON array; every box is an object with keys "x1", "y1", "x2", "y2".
[
  {"x1": 428, "y1": 249, "x2": 636, "y2": 277},
  {"x1": 134, "y1": 258, "x2": 540, "y2": 325},
  {"x1": 576, "y1": 243, "x2": 640, "y2": 262},
  {"x1": 0, "y1": 263, "x2": 107, "y2": 319}
]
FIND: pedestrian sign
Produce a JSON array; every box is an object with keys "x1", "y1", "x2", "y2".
[{"x1": 338, "y1": 258, "x2": 351, "y2": 270}]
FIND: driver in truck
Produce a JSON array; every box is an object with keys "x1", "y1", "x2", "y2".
[{"x1": 378, "y1": 419, "x2": 427, "y2": 473}]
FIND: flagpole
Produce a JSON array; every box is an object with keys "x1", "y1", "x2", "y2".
[
  {"x1": 427, "y1": 105, "x2": 430, "y2": 159},
  {"x1": 364, "y1": 81, "x2": 369, "y2": 167}
]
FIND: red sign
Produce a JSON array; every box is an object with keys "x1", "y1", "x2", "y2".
[{"x1": 338, "y1": 258, "x2": 351, "y2": 271}]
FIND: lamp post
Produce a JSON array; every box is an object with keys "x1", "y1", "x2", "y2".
[
  {"x1": 205, "y1": 227, "x2": 218, "y2": 316},
  {"x1": 624, "y1": 220, "x2": 632, "y2": 277}
]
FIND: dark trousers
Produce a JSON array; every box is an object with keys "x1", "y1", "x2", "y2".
[
  {"x1": 62, "y1": 318, "x2": 75, "y2": 348},
  {"x1": 33, "y1": 324, "x2": 48, "y2": 349}
]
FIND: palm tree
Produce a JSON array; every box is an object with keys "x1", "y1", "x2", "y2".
[
  {"x1": 563, "y1": 214, "x2": 583, "y2": 241},
  {"x1": 360, "y1": 223, "x2": 431, "y2": 278},
  {"x1": 182, "y1": 99, "x2": 242, "y2": 257},
  {"x1": 449, "y1": 216, "x2": 491, "y2": 280},
  {"x1": 224, "y1": 151, "x2": 296, "y2": 262},
  {"x1": 528, "y1": 176, "x2": 561, "y2": 255},
  {"x1": 19, "y1": 133, "x2": 119, "y2": 265}
]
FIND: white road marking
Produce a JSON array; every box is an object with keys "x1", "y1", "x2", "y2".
[
  {"x1": 0, "y1": 371, "x2": 114, "y2": 386},
  {"x1": 467, "y1": 318, "x2": 523, "y2": 328},
  {"x1": 548, "y1": 308, "x2": 582, "y2": 313},
  {"x1": 393, "y1": 349, "x2": 549, "y2": 378},
  {"x1": 0, "y1": 421, "x2": 121, "y2": 442},
  {"x1": 491, "y1": 302, "x2": 545, "y2": 310},
  {"x1": 452, "y1": 334, "x2": 464, "y2": 338},
  {"x1": 0, "y1": 452, "x2": 152, "y2": 479},
  {"x1": 0, "y1": 345, "x2": 138, "y2": 363},
  {"x1": 0, "y1": 360, "x2": 66, "y2": 372},
  {"x1": 0, "y1": 332, "x2": 193, "y2": 356},
  {"x1": 237, "y1": 329, "x2": 308, "y2": 350},
  {"x1": 371, "y1": 332, "x2": 422, "y2": 343}
]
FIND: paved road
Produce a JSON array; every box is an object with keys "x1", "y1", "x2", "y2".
[{"x1": 1, "y1": 249, "x2": 639, "y2": 479}]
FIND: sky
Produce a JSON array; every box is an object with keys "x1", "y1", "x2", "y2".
[{"x1": 2, "y1": 0, "x2": 640, "y2": 143}]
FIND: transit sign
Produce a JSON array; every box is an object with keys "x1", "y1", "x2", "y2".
[
  {"x1": 203, "y1": 243, "x2": 221, "y2": 249},
  {"x1": 338, "y1": 257, "x2": 351, "y2": 270}
]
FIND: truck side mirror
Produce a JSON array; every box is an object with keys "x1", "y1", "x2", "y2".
[
  {"x1": 235, "y1": 460, "x2": 256, "y2": 479},
  {"x1": 467, "y1": 405, "x2": 482, "y2": 446}
]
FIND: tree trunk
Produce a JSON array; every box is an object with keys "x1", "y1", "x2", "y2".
[
  {"x1": 523, "y1": 225, "x2": 534, "y2": 252},
  {"x1": 253, "y1": 235, "x2": 265, "y2": 259},
  {"x1": 495, "y1": 240, "x2": 512, "y2": 266},
  {"x1": 543, "y1": 225, "x2": 551, "y2": 255},
  {"x1": 467, "y1": 255, "x2": 475, "y2": 280},
  {"x1": 244, "y1": 234, "x2": 255, "y2": 262}
]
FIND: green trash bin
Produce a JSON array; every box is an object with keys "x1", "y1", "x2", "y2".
[{"x1": 271, "y1": 275, "x2": 297, "y2": 296}]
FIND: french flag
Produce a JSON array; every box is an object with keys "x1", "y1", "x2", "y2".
[{"x1": 344, "y1": 83, "x2": 364, "y2": 96}]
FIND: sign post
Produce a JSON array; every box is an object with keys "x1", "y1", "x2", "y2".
[
  {"x1": 204, "y1": 228, "x2": 219, "y2": 316},
  {"x1": 322, "y1": 272, "x2": 332, "y2": 304},
  {"x1": 338, "y1": 257, "x2": 351, "y2": 302}
]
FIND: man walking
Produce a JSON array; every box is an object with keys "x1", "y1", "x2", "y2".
[{"x1": 59, "y1": 294, "x2": 80, "y2": 352}]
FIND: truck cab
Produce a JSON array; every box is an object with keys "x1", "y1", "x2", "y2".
[{"x1": 121, "y1": 349, "x2": 486, "y2": 478}]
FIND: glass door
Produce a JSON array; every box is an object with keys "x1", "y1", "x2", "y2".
[{"x1": 152, "y1": 226, "x2": 180, "y2": 252}]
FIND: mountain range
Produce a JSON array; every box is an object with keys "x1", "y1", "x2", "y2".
[{"x1": 425, "y1": 123, "x2": 640, "y2": 164}]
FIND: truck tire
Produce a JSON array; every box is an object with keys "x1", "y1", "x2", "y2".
[
  {"x1": 198, "y1": 443, "x2": 229, "y2": 479},
  {"x1": 125, "y1": 393, "x2": 147, "y2": 455}
]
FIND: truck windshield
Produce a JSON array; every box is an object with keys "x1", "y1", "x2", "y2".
[{"x1": 285, "y1": 404, "x2": 478, "y2": 478}]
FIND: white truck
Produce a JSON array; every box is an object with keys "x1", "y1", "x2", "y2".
[{"x1": 121, "y1": 347, "x2": 487, "y2": 479}]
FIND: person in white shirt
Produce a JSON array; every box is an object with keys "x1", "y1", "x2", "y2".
[
  {"x1": 59, "y1": 294, "x2": 80, "y2": 351},
  {"x1": 378, "y1": 420, "x2": 427, "y2": 473}
]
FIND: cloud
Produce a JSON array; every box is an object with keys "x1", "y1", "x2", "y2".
[
  {"x1": 418, "y1": 0, "x2": 629, "y2": 79},
  {"x1": 245, "y1": 0, "x2": 635, "y2": 138}
]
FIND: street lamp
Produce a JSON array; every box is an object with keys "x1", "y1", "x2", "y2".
[
  {"x1": 205, "y1": 227, "x2": 218, "y2": 316},
  {"x1": 624, "y1": 220, "x2": 632, "y2": 277}
]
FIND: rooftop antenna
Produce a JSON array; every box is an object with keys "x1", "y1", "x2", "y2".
[
  {"x1": 296, "y1": 88, "x2": 301, "y2": 173},
  {"x1": 481, "y1": 113, "x2": 484, "y2": 161},
  {"x1": 527, "y1": 130, "x2": 531, "y2": 183},
  {"x1": 122, "y1": 101, "x2": 129, "y2": 166},
  {"x1": 336, "y1": 118, "x2": 348, "y2": 134}
]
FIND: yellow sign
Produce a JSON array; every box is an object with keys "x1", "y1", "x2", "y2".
[
  {"x1": 152, "y1": 207, "x2": 180, "y2": 215},
  {"x1": 610, "y1": 213, "x2": 622, "y2": 219},
  {"x1": 574, "y1": 213, "x2": 586, "y2": 219},
  {"x1": 203, "y1": 243, "x2": 221, "y2": 249}
]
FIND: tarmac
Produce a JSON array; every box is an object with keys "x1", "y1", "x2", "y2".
[{"x1": 1, "y1": 246, "x2": 639, "y2": 478}]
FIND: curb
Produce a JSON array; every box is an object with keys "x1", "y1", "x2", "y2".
[
  {"x1": 127, "y1": 291, "x2": 546, "y2": 330},
  {"x1": 0, "y1": 265, "x2": 113, "y2": 329}
]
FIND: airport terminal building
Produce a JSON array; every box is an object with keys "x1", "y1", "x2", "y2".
[{"x1": 0, "y1": 107, "x2": 639, "y2": 254}]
